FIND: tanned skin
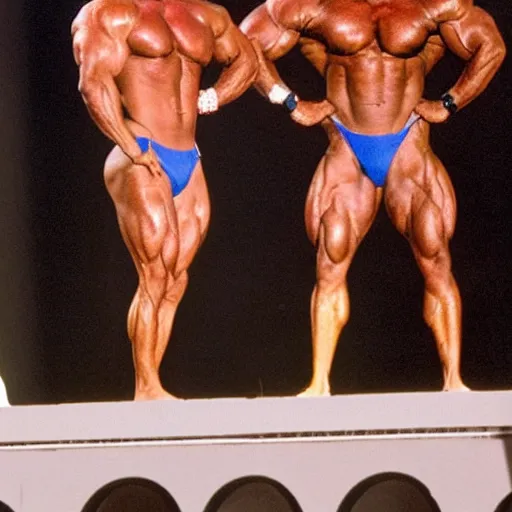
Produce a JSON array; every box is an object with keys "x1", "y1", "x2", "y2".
[
  {"x1": 241, "y1": 0, "x2": 505, "y2": 395},
  {"x1": 72, "y1": 0, "x2": 257, "y2": 400}
]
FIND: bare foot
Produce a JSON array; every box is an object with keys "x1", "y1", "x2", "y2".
[
  {"x1": 442, "y1": 375, "x2": 471, "y2": 391},
  {"x1": 134, "y1": 387, "x2": 180, "y2": 401},
  {"x1": 443, "y1": 382, "x2": 471, "y2": 392},
  {"x1": 297, "y1": 384, "x2": 331, "y2": 397}
]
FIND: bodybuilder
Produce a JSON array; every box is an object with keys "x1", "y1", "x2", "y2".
[
  {"x1": 241, "y1": 0, "x2": 505, "y2": 395},
  {"x1": 72, "y1": 0, "x2": 256, "y2": 400}
]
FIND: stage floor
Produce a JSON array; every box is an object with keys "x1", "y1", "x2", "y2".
[
  {"x1": 1, "y1": 390, "x2": 512, "y2": 447},
  {"x1": 0, "y1": 392, "x2": 511, "y2": 512}
]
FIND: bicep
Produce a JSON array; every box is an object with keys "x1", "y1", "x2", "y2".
[
  {"x1": 212, "y1": 14, "x2": 252, "y2": 66},
  {"x1": 440, "y1": 6, "x2": 504, "y2": 61},
  {"x1": 240, "y1": 4, "x2": 299, "y2": 60}
]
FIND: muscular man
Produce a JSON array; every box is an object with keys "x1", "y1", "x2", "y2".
[
  {"x1": 72, "y1": 0, "x2": 256, "y2": 400},
  {"x1": 241, "y1": 0, "x2": 505, "y2": 395}
]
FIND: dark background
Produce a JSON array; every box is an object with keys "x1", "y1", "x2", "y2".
[{"x1": 0, "y1": 1, "x2": 510, "y2": 404}]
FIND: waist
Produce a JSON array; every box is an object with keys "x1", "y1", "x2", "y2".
[
  {"x1": 136, "y1": 137, "x2": 200, "y2": 157},
  {"x1": 126, "y1": 118, "x2": 197, "y2": 151},
  {"x1": 326, "y1": 75, "x2": 424, "y2": 133},
  {"x1": 330, "y1": 112, "x2": 420, "y2": 137}
]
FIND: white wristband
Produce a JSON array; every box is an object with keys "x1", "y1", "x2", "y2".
[
  {"x1": 198, "y1": 88, "x2": 219, "y2": 114},
  {"x1": 268, "y1": 84, "x2": 292, "y2": 104}
]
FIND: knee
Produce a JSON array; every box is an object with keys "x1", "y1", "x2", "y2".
[
  {"x1": 140, "y1": 261, "x2": 170, "y2": 304},
  {"x1": 315, "y1": 266, "x2": 349, "y2": 324},
  {"x1": 418, "y1": 250, "x2": 454, "y2": 296},
  {"x1": 165, "y1": 271, "x2": 189, "y2": 303},
  {"x1": 413, "y1": 220, "x2": 446, "y2": 262},
  {"x1": 316, "y1": 275, "x2": 346, "y2": 297},
  {"x1": 316, "y1": 256, "x2": 347, "y2": 296}
]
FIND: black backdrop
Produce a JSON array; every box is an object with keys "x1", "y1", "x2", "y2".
[{"x1": 1, "y1": 1, "x2": 510, "y2": 404}]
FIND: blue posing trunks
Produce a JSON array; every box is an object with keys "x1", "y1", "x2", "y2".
[
  {"x1": 331, "y1": 115, "x2": 419, "y2": 187},
  {"x1": 136, "y1": 137, "x2": 200, "y2": 196}
]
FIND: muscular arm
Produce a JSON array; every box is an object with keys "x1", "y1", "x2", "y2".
[
  {"x1": 439, "y1": 4, "x2": 506, "y2": 110},
  {"x1": 419, "y1": 35, "x2": 446, "y2": 75},
  {"x1": 299, "y1": 37, "x2": 329, "y2": 77},
  {"x1": 204, "y1": 6, "x2": 258, "y2": 109},
  {"x1": 72, "y1": 0, "x2": 141, "y2": 160},
  {"x1": 241, "y1": 1, "x2": 334, "y2": 125},
  {"x1": 240, "y1": 3, "x2": 300, "y2": 96}
]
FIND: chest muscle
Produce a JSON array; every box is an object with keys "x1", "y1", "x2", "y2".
[
  {"x1": 128, "y1": 2, "x2": 214, "y2": 65},
  {"x1": 309, "y1": 0, "x2": 435, "y2": 56}
]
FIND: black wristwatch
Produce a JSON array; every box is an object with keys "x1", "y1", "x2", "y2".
[
  {"x1": 283, "y1": 92, "x2": 299, "y2": 113},
  {"x1": 441, "y1": 93, "x2": 458, "y2": 115}
]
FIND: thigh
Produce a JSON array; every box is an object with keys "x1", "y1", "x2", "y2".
[
  {"x1": 306, "y1": 137, "x2": 381, "y2": 265},
  {"x1": 385, "y1": 120, "x2": 457, "y2": 260},
  {"x1": 104, "y1": 146, "x2": 179, "y2": 275},
  {"x1": 173, "y1": 160, "x2": 211, "y2": 275}
]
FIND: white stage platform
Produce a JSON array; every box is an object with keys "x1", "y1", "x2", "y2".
[{"x1": 0, "y1": 392, "x2": 511, "y2": 511}]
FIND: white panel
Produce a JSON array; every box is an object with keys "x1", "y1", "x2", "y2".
[{"x1": 0, "y1": 392, "x2": 511, "y2": 512}]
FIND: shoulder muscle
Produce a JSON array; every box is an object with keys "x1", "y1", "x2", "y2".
[
  {"x1": 426, "y1": 0, "x2": 473, "y2": 23},
  {"x1": 267, "y1": 0, "x2": 319, "y2": 31},
  {"x1": 200, "y1": 3, "x2": 234, "y2": 38},
  {"x1": 72, "y1": 0, "x2": 138, "y2": 74}
]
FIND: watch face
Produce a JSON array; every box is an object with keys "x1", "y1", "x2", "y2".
[
  {"x1": 284, "y1": 94, "x2": 298, "y2": 112},
  {"x1": 442, "y1": 94, "x2": 457, "y2": 114}
]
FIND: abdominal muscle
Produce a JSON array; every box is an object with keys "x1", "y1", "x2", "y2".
[
  {"x1": 118, "y1": 52, "x2": 203, "y2": 150},
  {"x1": 326, "y1": 46, "x2": 427, "y2": 134}
]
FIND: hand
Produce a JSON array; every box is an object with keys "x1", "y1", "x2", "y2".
[
  {"x1": 290, "y1": 99, "x2": 336, "y2": 127},
  {"x1": 131, "y1": 146, "x2": 161, "y2": 177},
  {"x1": 197, "y1": 88, "x2": 219, "y2": 115},
  {"x1": 414, "y1": 99, "x2": 450, "y2": 124}
]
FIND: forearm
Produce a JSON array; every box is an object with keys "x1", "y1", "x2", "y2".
[
  {"x1": 253, "y1": 49, "x2": 284, "y2": 97},
  {"x1": 448, "y1": 42, "x2": 506, "y2": 110},
  {"x1": 299, "y1": 38, "x2": 328, "y2": 76},
  {"x1": 420, "y1": 36, "x2": 446, "y2": 75},
  {"x1": 440, "y1": 7, "x2": 507, "y2": 112},
  {"x1": 248, "y1": 39, "x2": 299, "y2": 107},
  {"x1": 240, "y1": 6, "x2": 300, "y2": 101},
  {"x1": 212, "y1": 52, "x2": 258, "y2": 107},
  {"x1": 239, "y1": 4, "x2": 332, "y2": 125},
  {"x1": 80, "y1": 76, "x2": 141, "y2": 159}
]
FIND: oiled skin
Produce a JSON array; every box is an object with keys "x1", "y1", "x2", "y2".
[
  {"x1": 241, "y1": 0, "x2": 506, "y2": 395},
  {"x1": 72, "y1": 0, "x2": 257, "y2": 400}
]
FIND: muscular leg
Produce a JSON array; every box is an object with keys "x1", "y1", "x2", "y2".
[
  {"x1": 153, "y1": 271, "x2": 189, "y2": 370},
  {"x1": 385, "y1": 121, "x2": 468, "y2": 391},
  {"x1": 154, "y1": 163, "x2": 210, "y2": 370},
  {"x1": 300, "y1": 139, "x2": 382, "y2": 396},
  {"x1": 105, "y1": 147, "x2": 210, "y2": 400}
]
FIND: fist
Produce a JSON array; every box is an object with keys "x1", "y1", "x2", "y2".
[
  {"x1": 291, "y1": 99, "x2": 336, "y2": 127},
  {"x1": 414, "y1": 99, "x2": 450, "y2": 124}
]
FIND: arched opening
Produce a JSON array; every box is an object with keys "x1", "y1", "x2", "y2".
[
  {"x1": 495, "y1": 493, "x2": 512, "y2": 512},
  {"x1": 338, "y1": 472, "x2": 441, "y2": 512},
  {"x1": 0, "y1": 502, "x2": 15, "y2": 512},
  {"x1": 204, "y1": 476, "x2": 303, "y2": 512},
  {"x1": 81, "y1": 477, "x2": 181, "y2": 512}
]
